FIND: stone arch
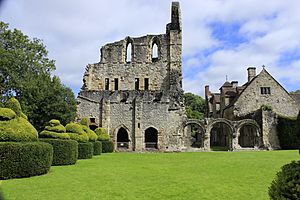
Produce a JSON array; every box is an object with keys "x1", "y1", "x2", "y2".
[
  {"x1": 183, "y1": 119, "x2": 206, "y2": 148},
  {"x1": 207, "y1": 118, "x2": 234, "y2": 150},
  {"x1": 144, "y1": 126, "x2": 158, "y2": 149},
  {"x1": 151, "y1": 37, "x2": 160, "y2": 62},
  {"x1": 125, "y1": 37, "x2": 133, "y2": 63},
  {"x1": 236, "y1": 119, "x2": 261, "y2": 148},
  {"x1": 114, "y1": 125, "x2": 131, "y2": 150}
]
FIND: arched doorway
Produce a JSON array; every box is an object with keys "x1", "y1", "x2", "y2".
[
  {"x1": 145, "y1": 127, "x2": 158, "y2": 149},
  {"x1": 117, "y1": 127, "x2": 129, "y2": 149},
  {"x1": 209, "y1": 121, "x2": 233, "y2": 151},
  {"x1": 238, "y1": 124, "x2": 258, "y2": 148},
  {"x1": 184, "y1": 122, "x2": 205, "y2": 148}
]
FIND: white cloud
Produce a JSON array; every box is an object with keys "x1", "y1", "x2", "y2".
[{"x1": 1, "y1": 0, "x2": 300, "y2": 97}]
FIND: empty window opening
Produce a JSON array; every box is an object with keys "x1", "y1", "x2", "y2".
[
  {"x1": 152, "y1": 43, "x2": 158, "y2": 62},
  {"x1": 90, "y1": 118, "x2": 96, "y2": 123},
  {"x1": 105, "y1": 78, "x2": 109, "y2": 90},
  {"x1": 144, "y1": 78, "x2": 149, "y2": 90},
  {"x1": 135, "y1": 78, "x2": 139, "y2": 90},
  {"x1": 114, "y1": 78, "x2": 119, "y2": 90},
  {"x1": 261, "y1": 87, "x2": 271, "y2": 95},
  {"x1": 126, "y1": 43, "x2": 132, "y2": 63}
]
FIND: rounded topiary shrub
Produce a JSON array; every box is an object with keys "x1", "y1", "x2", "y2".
[
  {"x1": 92, "y1": 141, "x2": 102, "y2": 155},
  {"x1": 66, "y1": 123, "x2": 89, "y2": 143},
  {"x1": 101, "y1": 141, "x2": 114, "y2": 153},
  {"x1": 39, "y1": 138, "x2": 78, "y2": 166},
  {"x1": 269, "y1": 160, "x2": 300, "y2": 199},
  {"x1": 78, "y1": 142, "x2": 93, "y2": 159},
  {"x1": 0, "y1": 142, "x2": 53, "y2": 180},
  {"x1": 95, "y1": 127, "x2": 110, "y2": 141},
  {"x1": 0, "y1": 108, "x2": 38, "y2": 142},
  {"x1": 39, "y1": 119, "x2": 69, "y2": 140}
]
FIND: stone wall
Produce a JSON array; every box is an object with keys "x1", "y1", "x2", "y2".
[{"x1": 233, "y1": 69, "x2": 299, "y2": 118}]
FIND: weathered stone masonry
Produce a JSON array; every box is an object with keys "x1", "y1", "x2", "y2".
[{"x1": 77, "y1": 2, "x2": 190, "y2": 152}]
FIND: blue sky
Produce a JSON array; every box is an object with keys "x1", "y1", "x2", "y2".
[{"x1": 1, "y1": 0, "x2": 300, "y2": 97}]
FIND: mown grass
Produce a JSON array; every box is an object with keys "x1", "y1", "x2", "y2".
[{"x1": 2, "y1": 150, "x2": 299, "y2": 200}]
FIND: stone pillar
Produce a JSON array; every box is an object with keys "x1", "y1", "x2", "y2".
[
  {"x1": 262, "y1": 110, "x2": 280, "y2": 150},
  {"x1": 133, "y1": 98, "x2": 143, "y2": 151},
  {"x1": 203, "y1": 132, "x2": 210, "y2": 150}
]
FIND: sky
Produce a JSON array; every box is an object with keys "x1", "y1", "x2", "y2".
[{"x1": 1, "y1": 0, "x2": 300, "y2": 97}]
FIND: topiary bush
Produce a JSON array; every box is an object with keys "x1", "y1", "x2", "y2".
[
  {"x1": 39, "y1": 119, "x2": 69, "y2": 140},
  {"x1": 81, "y1": 125, "x2": 98, "y2": 142},
  {"x1": 101, "y1": 141, "x2": 114, "y2": 153},
  {"x1": 5, "y1": 97, "x2": 27, "y2": 119},
  {"x1": 39, "y1": 138, "x2": 78, "y2": 165},
  {"x1": 269, "y1": 160, "x2": 300, "y2": 199},
  {"x1": 78, "y1": 142, "x2": 93, "y2": 159},
  {"x1": 95, "y1": 127, "x2": 110, "y2": 141},
  {"x1": 91, "y1": 141, "x2": 102, "y2": 155},
  {"x1": 66, "y1": 123, "x2": 89, "y2": 143},
  {"x1": 0, "y1": 142, "x2": 53, "y2": 180},
  {"x1": 80, "y1": 118, "x2": 89, "y2": 127},
  {"x1": 0, "y1": 108, "x2": 38, "y2": 142}
]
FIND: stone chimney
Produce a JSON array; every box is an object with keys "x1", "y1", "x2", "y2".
[
  {"x1": 247, "y1": 67, "x2": 256, "y2": 83},
  {"x1": 231, "y1": 81, "x2": 238, "y2": 88},
  {"x1": 205, "y1": 85, "x2": 210, "y2": 97}
]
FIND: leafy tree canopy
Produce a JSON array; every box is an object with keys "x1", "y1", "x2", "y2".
[
  {"x1": 0, "y1": 21, "x2": 76, "y2": 130},
  {"x1": 184, "y1": 92, "x2": 205, "y2": 120}
]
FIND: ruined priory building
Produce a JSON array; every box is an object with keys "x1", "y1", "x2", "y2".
[{"x1": 77, "y1": 2, "x2": 190, "y2": 151}]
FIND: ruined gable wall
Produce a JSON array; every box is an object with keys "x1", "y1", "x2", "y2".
[
  {"x1": 82, "y1": 34, "x2": 170, "y2": 91},
  {"x1": 234, "y1": 70, "x2": 299, "y2": 118}
]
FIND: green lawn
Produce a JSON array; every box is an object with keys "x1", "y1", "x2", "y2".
[{"x1": 1, "y1": 150, "x2": 299, "y2": 200}]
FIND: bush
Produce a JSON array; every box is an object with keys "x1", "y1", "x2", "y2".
[
  {"x1": 0, "y1": 142, "x2": 53, "y2": 179},
  {"x1": 80, "y1": 118, "x2": 89, "y2": 127},
  {"x1": 0, "y1": 108, "x2": 16, "y2": 120},
  {"x1": 92, "y1": 141, "x2": 102, "y2": 155},
  {"x1": 78, "y1": 142, "x2": 93, "y2": 159},
  {"x1": 277, "y1": 115, "x2": 300, "y2": 149},
  {"x1": 95, "y1": 127, "x2": 110, "y2": 141},
  {"x1": 39, "y1": 119, "x2": 69, "y2": 140},
  {"x1": 0, "y1": 111, "x2": 38, "y2": 142},
  {"x1": 39, "y1": 130, "x2": 70, "y2": 140},
  {"x1": 66, "y1": 123, "x2": 88, "y2": 143},
  {"x1": 101, "y1": 141, "x2": 114, "y2": 153},
  {"x1": 39, "y1": 138, "x2": 78, "y2": 166},
  {"x1": 269, "y1": 160, "x2": 300, "y2": 199},
  {"x1": 81, "y1": 125, "x2": 98, "y2": 142},
  {"x1": 5, "y1": 97, "x2": 22, "y2": 116}
]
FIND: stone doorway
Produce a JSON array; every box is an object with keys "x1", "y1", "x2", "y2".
[
  {"x1": 145, "y1": 127, "x2": 158, "y2": 149},
  {"x1": 238, "y1": 124, "x2": 258, "y2": 148},
  {"x1": 209, "y1": 122, "x2": 233, "y2": 151},
  {"x1": 117, "y1": 127, "x2": 129, "y2": 149}
]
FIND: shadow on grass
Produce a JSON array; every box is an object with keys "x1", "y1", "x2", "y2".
[{"x1": 211, "y1": 146, "x2": 230, "y2": 151}]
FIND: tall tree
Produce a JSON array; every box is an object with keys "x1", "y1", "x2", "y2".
[
  {"x1": 184, "y1": 92, "x2": 205, "y2": 119},
  {"x1": 0, "y1": 21, "x2": 76, "y2": 130}
]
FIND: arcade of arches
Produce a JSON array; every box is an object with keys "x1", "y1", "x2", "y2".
[{"x1": 184, "y1": 118, "x2": 262, "y2": 151}]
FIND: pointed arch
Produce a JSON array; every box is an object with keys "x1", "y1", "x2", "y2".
[
  {"x1": 144, "y1": 126, "x2": 158, "y2": 149},
  {"x1": 125, "y1": 37, "x2": 133, "y2": 63},
  {"x1": 151, "y1": 37, "x2": 160, "y2": 62}
]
